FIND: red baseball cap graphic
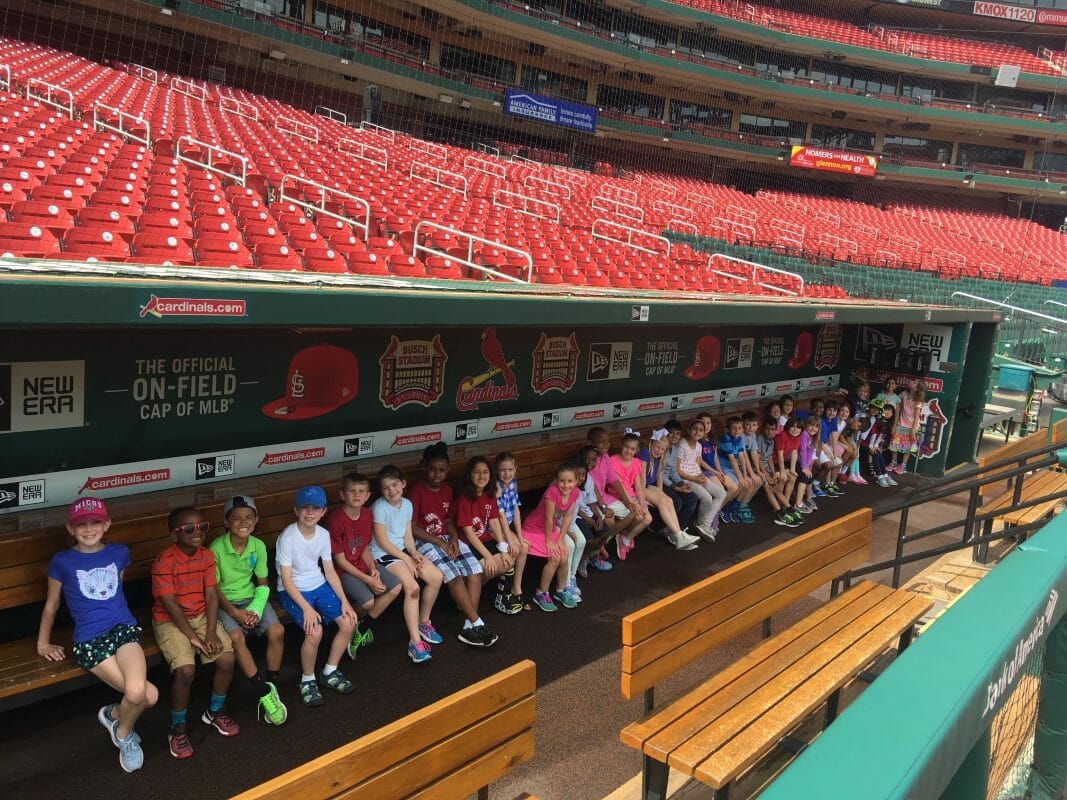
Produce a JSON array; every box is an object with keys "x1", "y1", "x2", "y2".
[
  {"x1": 262, "y1": 345, "x2": 359, "y2": 420},
  {"x1": 787, "y1": 331, "x2": 814, "y2": 369},
  {"x1": 684, "y1": 335, "x2": 721, "y2": 380}
]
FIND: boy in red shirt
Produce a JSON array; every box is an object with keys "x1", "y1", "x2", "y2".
[
  {"x1": 327, "y1": 473, "x2": 403, "y2": 660},
  {"x1": 152, "y1": 506, "x2": 239, "y2": 760}
]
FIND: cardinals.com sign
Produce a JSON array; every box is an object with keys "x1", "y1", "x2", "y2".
[{"x1": 790, "y1": 146, "x2": 878, "y2": 178}]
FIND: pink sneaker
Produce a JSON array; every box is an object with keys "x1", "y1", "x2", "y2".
[{"x1": 851, "y1": 475, "x2": 868, "y2": 485}]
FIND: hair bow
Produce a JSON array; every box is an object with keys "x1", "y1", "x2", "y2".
[
  {"x1": 624, "y1": 427, "x2": 641, "y2": 436},
  {"x1": 650, "y1": 428, "x2": 669, "y2": 441}
]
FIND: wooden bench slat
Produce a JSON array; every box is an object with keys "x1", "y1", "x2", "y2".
[
  {"x1": 334, "y1": 698, "x2": 535, "y2": 800},
  {"x1": 624, "y1": 582, "x2": 893, "y2": 756},
  {"x1": 624, "y1": 528, "x2": 869, "y2": 674},
  {"x1": 623, "y1": 509, "x2": 871, "y2": 646},
  {"x1": 401, "y1": 730, "x2": 536, "y2": 800},
  {"x1": 981, "y1": 471, "x2": 1064, "y2": 513},
  {"x1": 232, "y1": 660, "x2": 536, "y2": 800},
  {"x1": 999, "y1": 475, "x2": 1067, "y2": 526},
  {"x1": 670, "y1": 589, "x2": 920, "y2": 775},
  {"x1": 693, "y1": 593, "x2": 932, "y2": 787},
  {"x1": 622, "y1": 543, "x2": 871, "y2": 699}
]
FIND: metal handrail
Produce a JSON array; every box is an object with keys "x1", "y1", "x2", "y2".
[
  {"x1": 492, "y1": 189, "x2": 559, "y2": 222},
  {"x1": 360, "y1": 120, "x2": 397, "y2": 141},
  {"x1": 175, "y1": 136, "x2": 247, "y2": 185},
  {"x1": 93, "y1": 104, "x2": 150, "y2": 147},
  {"x1": 951, "y1": 292, "x2": 1067, "y2": 326},
  {"x1": 277, "y1": 116, "x2": 319, "y2": 143},
  {"x1": 412, "y1": 221, "x2": 531, "y2": 284},
  {"x1": 220, "y1": 96, "x2": 259, "y2": 121},
  {"x1": 463, "y1": 154, "x2": 507, "y2": 179},
  {"x1": 410, "y1": 161, "x2": 467, "y2": 197},
  {"x1": 523, "y1": 174, "x2": 570, "y2": 200},
  {"x1": 314, "y1": 105, "x2": 346, "y2": 125},
  {"x1": 171, "y1": 77, "x2": 206, "y2": 102},
  {"x1": 857, "y1": 436, "x2": 1067, "y2": 589},
  {"x1": 339, "y1": 138, "x2": 388, "y2": 170},
  {"x1": 707, "y1": 253, "x2": 804, "y2": 296},
  {"x1": 591, "y1": 218, "x2": 670, "y2": 256},
  {"x1": 26, "y1": 79, "x2": 73, "y2": 118},
  {"x1": 278, "y1": 175, "x2": 370, "y2": 239}
]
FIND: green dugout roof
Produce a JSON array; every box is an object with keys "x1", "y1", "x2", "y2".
[
  {"x1": 0, "y1": 262, "x2": 999, "y2": 328},
  {"x1": 760, "y1": 515, "x2": 1067, "y2": 800}
]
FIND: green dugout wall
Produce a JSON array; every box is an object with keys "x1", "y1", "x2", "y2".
[
  {"x1": 760, "y1": 513, "x2": 1067, "y2": 800},
  {"x1": 0, "y1": 272, "x2": 997, "y2": 517}
]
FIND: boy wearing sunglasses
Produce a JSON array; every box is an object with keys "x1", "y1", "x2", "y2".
[{"x1": 152, "y1": 506, "x2": 239, "y2": 760}]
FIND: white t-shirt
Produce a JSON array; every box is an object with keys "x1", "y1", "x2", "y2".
[
  {"x1": 578, "y1": 473, "x2": 598, "y2": 517},
  {"x1": 275, "y1": 522, "x2": 329, "y2": 592},
  {"x1": 371, "y1": 497, "x2": 413, "y2": 560}
]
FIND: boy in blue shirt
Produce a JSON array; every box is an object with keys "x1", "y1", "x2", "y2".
[
  {"x1": 817, "y1": 402, "x2": 845, "y2": 497},
  {"x1": 717, "y1": 416, "x2": 760, "y2": 523}
]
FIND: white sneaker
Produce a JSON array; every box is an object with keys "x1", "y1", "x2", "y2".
[
  {"x1": 692, "y1": 524, "x2": 716, "y2": 542},
  {"x1": 884, "y1": 474, "x2": 898, "y2": 486},
  {"x1": 876, "y1": 475, "x2": 890, "y2": 487},
  {"x1": 674, "y1": 530, "x2": 701, "y2": 550}
]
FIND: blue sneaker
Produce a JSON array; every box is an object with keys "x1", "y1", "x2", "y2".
[
  {"x1": 98, "y1": 704, "x2": 141, "y2": 746},
  {"x1": 532, "y1": 591, "x2": 558, "y2": 612},
  {"x1": 117, "y1": 731, "x2": 144, "y2": 773},
  {"x1": 408, "y1": 641, "x2": 432, "y2": 663},
  {"x1": 418, "y1": 622, "x2": 443, "y2": 645},
  {"x1": 553, "y1": 588, "x2": 578, "y2": 609},
  {"x1": 590, "y1": 555, "x2": 613, "y2": 571},
  {"x1": 812, "y1": 486, "x2": 828, "y2": 497}
]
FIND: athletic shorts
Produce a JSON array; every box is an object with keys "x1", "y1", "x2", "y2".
[
  {"x1": 217, "y1": 597, "x2": 281, "y2": 636},
  {"x1": 153, "y1": 614, "x2": 232, "y2": 670},
  {"x1": 72, "y1": 623, "x2": 142, "y2": 671},
  {"x1": 278, "y1": 583, "x2": 343, "y2": 628},
  {"x1": 606, "y1": 499, "x2": 632, "y2": 519},
  {"x1": 416, "y1": 538, "x2": 483, "y2": 583},
  {"x1": 720, "y1": 467, "x2": 738, "y2": 484},
  {"x1": 339, "y1": 567, "x2": 401, "y2": 607}
]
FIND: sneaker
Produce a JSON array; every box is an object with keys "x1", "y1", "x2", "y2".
[
  {"x1": 691, "y1": 524, "x2": 714, "y2": 542},
  {"x1": 324, "y1": 669, "x2": 354, "y2": 694},
  {"x1": 739, "y1": 507, "x2": 755, "y2": 524},
  {"x1": 299, "y1": 679, "x2": 324, "y2": 707},
  {"x1": 168, "y1": 723, "x2": 193, "y2": 759},
  {"x1": 851, "y1": 475, "x2": 869, "y2": 485},
  {"x1": 876, "y1": 475, "x2": 890, "y2": 487},
  {"x1": 532, "y1": 591, "x2": 558, "y2": 612},
  {"x1": 566, "y1": 579, "x2": 582, "y2": 598},
  {"x1": 797, "y1": 502, "x2": 815, "y2": 515},
  {"x1": 202, "y1": 708, "x2": 240, "y2": 736},
  {"x1": 418, "y1": 622, "x2": 444, "y2": 645},
  {"x1": 785, "y1": 511, "x2": 805, "y2": 527},
  {"x1": 553, "y1": 588, "x2": 579, "y2": 609},
  {"x1": 884, "y1": 474, "x2": 899, "y2": 486},
  {"x1": 590, "y1": 555, "x2": 613, "y2": 572},
  {"x1": 346, "y1": 626, "x2": 365, "y2": 661},
  {"x1": 577, "y1": 557, "x2": 590, "y2": 579},
  {"x1": 408, "y1": 641, "x2": 432, "y2": 663},
  {"x1": 812, "y1": 486, "x2": 827, "y2": 498},
  {"x1": 825, "y1": 484, "x2": 844, "y2": 497},
  {"x1": 98, "y1": 703, "x2": 141, "y2": 747},
  {"x1": 673, "y1": 530, "x2": 701, "y2": 549},
  {"x1": 494, "y1": 591, "x2": 522, "y2": 616},
  {"x1": 774, "y1": 511, "x2": 791, "y2": 527},
  {"x1": 257, "y1": 682, "x2": 288, "y2": 725},
  {"x1": 615, "y1": 534, "x2": 630, "y2": 560},
  {"x1": 458, "y1": 624, "x2": 499, "y2": 647},
  {"x1": 117, "y1": 731, "x2": 144, "y2": 773}
]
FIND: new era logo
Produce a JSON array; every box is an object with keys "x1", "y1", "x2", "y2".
[{"x1": 344, "y1": 437, "x2": 374, "y2": 458}]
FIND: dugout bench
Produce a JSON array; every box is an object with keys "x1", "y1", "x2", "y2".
[
  {"x1": 0, "y1": 430, "x2": 592, "y2": 708},
  {"x1": 230, "y1": 659, "x2": 537, "y2": 800},
  {"x1": 977, "y1": 416, "x2": 1067, "y2": 539},
  {"x1": 619, "y1": 508, "x2": 932, "y2": 800}
]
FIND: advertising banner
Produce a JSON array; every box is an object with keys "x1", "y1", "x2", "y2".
[
  {"x1": 0, "y1": 323, "x2": 858, "y2": 511},
  {"x1": 790, "y1": 146, "x2": 878, "y2": 178},
  {"x1": 503, "y1": 89, "x2": 597, "y2": 133}
]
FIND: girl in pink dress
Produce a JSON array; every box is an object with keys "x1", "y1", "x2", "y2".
[
  {"x1": 523, "y1": 462, "x2": 581, "y2": 613},
  {"x1": 604, "y1": 431, "x2": 653, "y2": 561},
  {"x1": 889, "y1": 378, "x2": 926, "y2": 474}
]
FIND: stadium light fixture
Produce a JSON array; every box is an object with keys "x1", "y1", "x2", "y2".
[
  {"x1": 459, "y1": 99, "x2": 472, "y2": 110},
  {"x1": 439, "y1": 93, "x2": 454, "y2": 104},
  {"x1": 1059, "y1": 185, "x2": 1067, "y2": 195}
]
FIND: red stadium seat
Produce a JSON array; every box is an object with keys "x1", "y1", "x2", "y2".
[
  {"x1": 131, "y1": 232, "x2": 195, "y2": 265},
  {"x1": 254, "y1": 242, "x2": 304, "y2": 271},
  {"x1": 62, "y1": 227, "x2": 131, "y2": 261},
  {"x1": 0, "y1": 221, "x2": 62, "y2": 257}
]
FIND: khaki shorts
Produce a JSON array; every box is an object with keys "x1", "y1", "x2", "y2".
[{"x1": 153, "y1": 614, "x2": 233, "y2": 670}]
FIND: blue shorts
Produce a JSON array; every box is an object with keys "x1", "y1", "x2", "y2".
[
  {"x1": 720, "y1": 467, "x2": 738, "y2": 484},
  {"x1": 278, "y1": 583, "x2": 342, "y2": 627}
]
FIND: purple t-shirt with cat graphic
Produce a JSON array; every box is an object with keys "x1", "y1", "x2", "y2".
[{"x1": 48, "y1": 544, "x2": 136, "y2": 643}]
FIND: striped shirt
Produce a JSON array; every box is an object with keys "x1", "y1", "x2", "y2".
[{"x1": 151, "y1": 544, "x2": 217, "y2": 623}]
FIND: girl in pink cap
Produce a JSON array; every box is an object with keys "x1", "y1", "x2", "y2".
[{"x1": 37, "y1": 498, "x2": 158, "y2": 772}]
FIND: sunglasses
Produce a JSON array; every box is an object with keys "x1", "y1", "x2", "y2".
[{"x1": 172, "y1": 521, "x2": 210, "y2": 535}]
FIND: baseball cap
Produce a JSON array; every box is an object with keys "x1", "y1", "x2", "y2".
[
  {"x1": 684, "y1": 335, "x2": 721, "y2": 381},
  {"x1": 68, "y1": 497, "x2": 109, "y2": 526},
  {"x1": 262, "y1": 345, "x2": 359, "y2": 421},
  {"x1": 224, "y1": 495, "x2": 258, "y2": 517},
  {"x1": 868, "y1": 398, "x2": 886, "y2": 412},
  {"x1": 295, "y1": 485, "x2": 327, "y2": 509}
]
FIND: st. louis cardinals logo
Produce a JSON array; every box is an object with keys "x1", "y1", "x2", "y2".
[
  {"x1": 456, "y1": 327, "x2": 519, "y2": 412},
  {"x1": 424, "y1": 512, "x2": 445, "y2": 537},
  {"x1": 471, "y1": 516, "x2": 486, "y2": 539}
]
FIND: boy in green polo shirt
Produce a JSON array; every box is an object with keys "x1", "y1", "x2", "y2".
[{"x1": 209, "y1": 495, "x2": 287, "y2": 725}]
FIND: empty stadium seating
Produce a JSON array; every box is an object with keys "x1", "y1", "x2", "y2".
[{"x1": 0, "y1": 34, "x2": 1062, "y2": 295}]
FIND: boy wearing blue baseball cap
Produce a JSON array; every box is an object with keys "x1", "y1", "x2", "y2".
[{"x1": 276, "y1": 485, "x2": 358, "y2": 708}]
